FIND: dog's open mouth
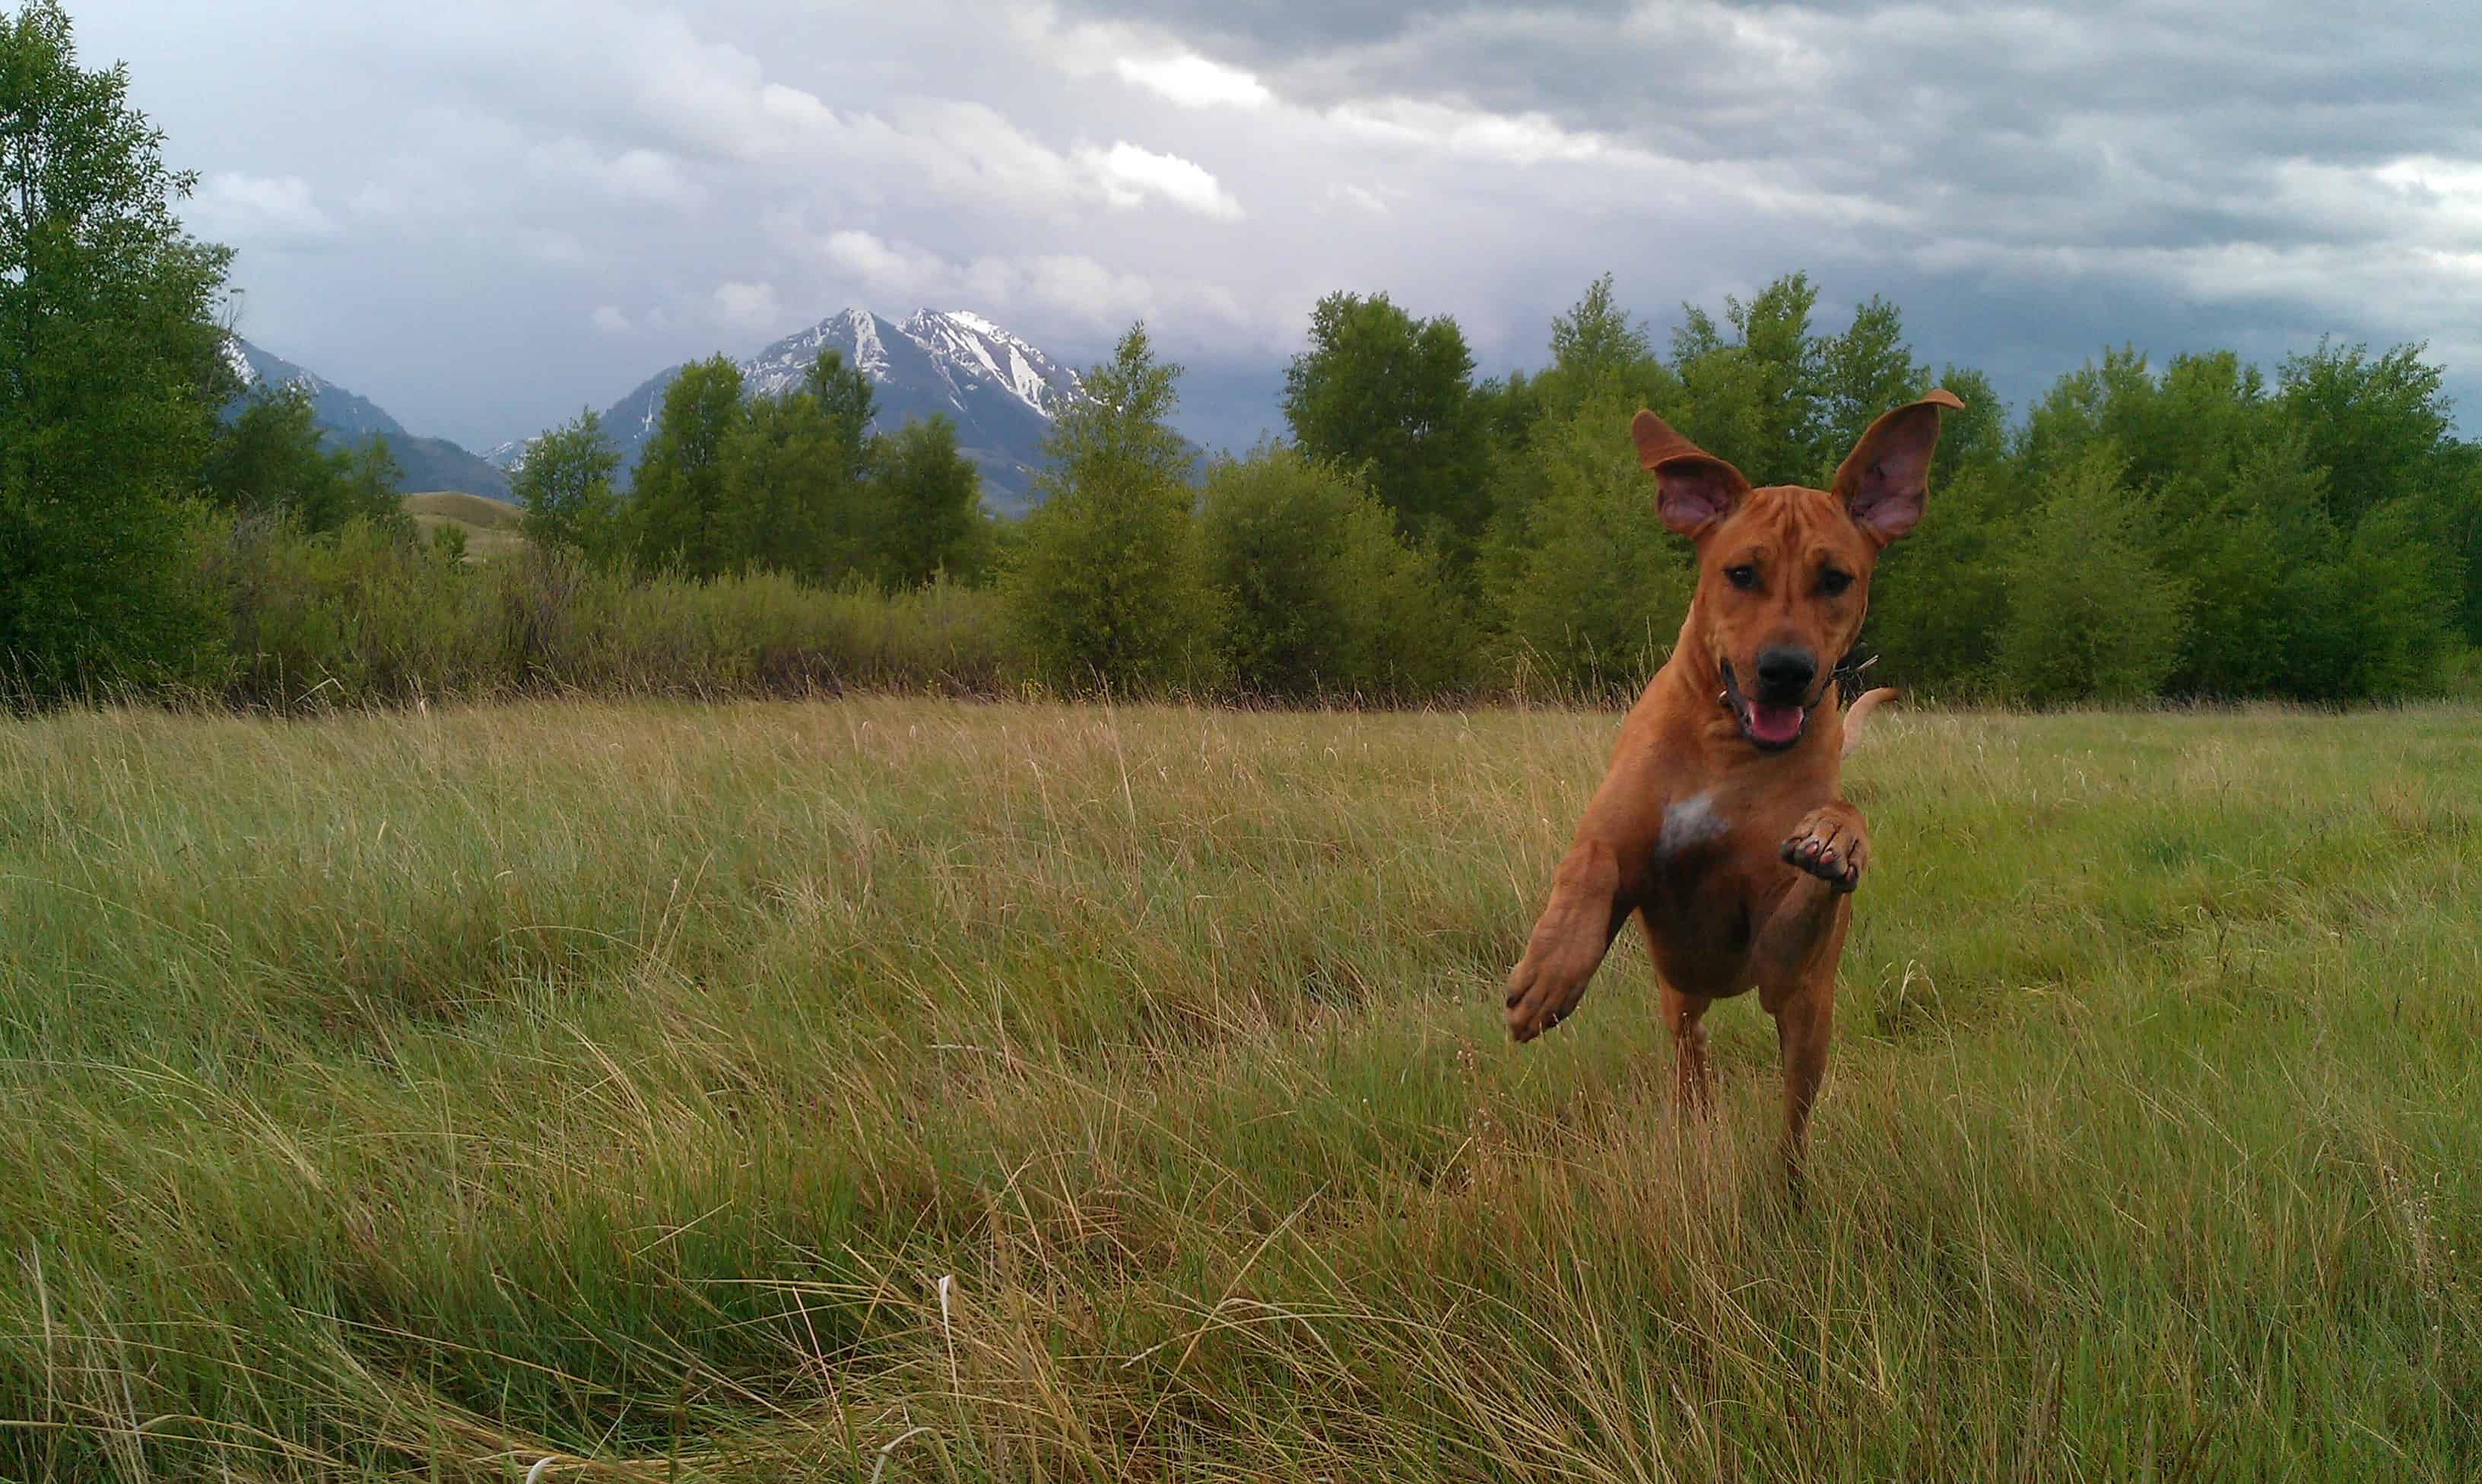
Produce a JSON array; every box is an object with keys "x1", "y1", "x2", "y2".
[{"x1": 1720, "y1": 662, "x2": 1817, "y2": 753}]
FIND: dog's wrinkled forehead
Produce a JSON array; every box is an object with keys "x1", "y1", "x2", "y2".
[{"x1": 1709, "y1": 486, "x2": 1877, "y2": 566}]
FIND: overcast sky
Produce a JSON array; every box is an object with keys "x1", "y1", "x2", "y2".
[{"x1": 65, "y1": 0, "x2": 2482, "y2": 453}]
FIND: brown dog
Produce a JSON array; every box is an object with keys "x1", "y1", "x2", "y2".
[{"x1": 1503, "y1": 390, "x2": 1963, "y2": 1181}]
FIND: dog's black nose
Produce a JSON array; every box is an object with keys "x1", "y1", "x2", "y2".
[{"x1": 1753, "y1": 646, "x2": 1817, "y2": 702}]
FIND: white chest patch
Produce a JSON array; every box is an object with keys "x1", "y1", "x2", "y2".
[{"x1": 1658, "y1": 791, "x2": 1729, "y2": 860}]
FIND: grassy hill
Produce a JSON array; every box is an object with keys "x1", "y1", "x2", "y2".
[
  {"x1": 1, "y1": 699, "x2": 2476, "y2": 1479},
  {"x1": 404, "y1": 490, "x2": 526, "y2": 562}
]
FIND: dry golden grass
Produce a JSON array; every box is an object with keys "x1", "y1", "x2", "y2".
[{"x1": 1, "y1": 697, "x2": 2476, "y2": 1479}]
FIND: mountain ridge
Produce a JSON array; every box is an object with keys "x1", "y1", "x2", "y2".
[
  {"x1": 224, "y1": 339, "x2": 513, "y2": 501},
  {"x1": 525, "y1": 307, "x2": 1091, "y2": 515}
]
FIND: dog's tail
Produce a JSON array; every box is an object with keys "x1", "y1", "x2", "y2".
[{"x1": 1840, "y1": 687, "x2": 1900, "y2": 756}]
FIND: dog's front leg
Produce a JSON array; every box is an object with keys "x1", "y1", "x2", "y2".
[
  {"x1": 1779, "y1": 800, "x2": 1868, "y2": 894},
  {"x1": 1504, "y1": 836, "x2": 1637, "y2": 1042},
  {"x1": 1505, "y1": 759, "x2": 1659, "y2": 1042},
  {"x1": 1769, "y1": 978, "x2": 1836, "y2": 1200}
]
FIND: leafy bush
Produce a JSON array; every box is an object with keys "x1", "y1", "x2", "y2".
[
  {"x1": 1481, "y1": 397, "x2": 1693, "y2": 701},
  {"x1": 208, "y1": 515, "x2": 487, "y2": 706},
  {"x1": 1995, "y1": 450, "x2": 2188, "y2": 706},
  {"x1": 1006, "y1": 325, "x2": 1225, "y2": 696},
  {"x1": 1198, "y1": 444, "x2": 1469, "y2": 701}
]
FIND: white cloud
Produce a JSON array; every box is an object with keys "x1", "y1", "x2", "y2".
[
  {"x1": 71, "y1": 0, "x2": 2482, "y2": 452},
  {"x1": 1114, "y1": 52, "x2": 1273, "y2": 109},
  {"x1": 1327, "y1": 99, "x2": 1608, "y2": 166},
  {"x1": 1325, "y1": 182, "x2": 1389, "y2": 215},
  {"x1": 189, "y1": 173, "x2": 341, "y2": 247},
  {"x1": 977, "y1": 252, "x2": 1165, "y2": 328},
  {"x1": 606, "y1": 11, "x2": 852, "y2": 161},
  {"x1": 892, "y1": 100, "x2": 1093, "y2": 214},
  {"x1": 519, "y1": 228, "x2": 586, "y2": 265},
  {"x1": 1080, "y1": 141, "x2": 1243, "y2": 219},
  {"x1": 713, "y1": 280, "x2": 784, "y2": 330},
  {"x1": 527, "y1": 139, "x2": 705, "y2": 209},
  {"x1": 823, "y1": 229, "x2": 947, "y2": 299},
  {"x1": 795, "y1": 226, "x2": 1265, "y2": 340}
]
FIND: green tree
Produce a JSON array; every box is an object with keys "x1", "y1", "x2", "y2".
[
  {"x1": 1816, "y1": 295, "x2": 1924, "y2": 461},
  {"x1": 1540, "y1": 274, "x2": 1673, "y2": 414},
  {"x1": 2278, "y1": 339, "x2": 2477, "y2": 642},
  {"x1": 334, "y1": 432, "x2": 407, "y2": 534},
  {"x1": 1995, "y1": 449, "x2": 2188, "y2": 705},
  {"x1": 1668, "y1": 272, "x2": 1825, "y2": 481},
  {"x1": 715, "y1": 370, "x2": 855, "y2": 582},
  {"x1": 1008, "y1": 322, "x2": 1221, "y2": 693},
  {"x1": 202, "y1": 382, "x2": 406, "y2": 535},
  {"x1": 1851, "y1": 362, "x2": 2012, "y2": 693},
  {"x1": 2324, "y1": 497, "x2": 2459, "y2": 698},
  {"x1": 1198, "y1": 442, "x2": 1466, "y2": 699},
  {"x1": 2280, "y1": 339, "x2": 2459, "y2": 531},
  {"x1": 1861, "y1": 459, "x2": 2014, "y2": 696},
  {"x1": 806, "y1": 347, "x2": 876, "y2": 485},
  {"x1": 202, "y1": 382, "x2": 338, "y2": 515},
  {"x1": 868, "y1": 414, "x2": 989, "y2": 588},
  {"x1": 1, "y1": 0, "x2": 233, "y2": 699},
  {"x1": 627, "y1": 355, "x2": 745, "y2": 578},
  {"x1": 513, "y1": 407, "x2": 622, "y2": 562},
  {"x1": 1925, "y1": 365, "x2": 2009, "y2": 471},
  {"x1": 2154, "y1": 431, "x2": 2328, "y2": 698},
  {"x1": 1482, "y1": 390, "x2": 1695, "y2": 699},
  {"x1": 1485, "y1": 275, "x2": 1683, "y2": 544},
  {"x1": 1281, "y1": 290, "x2": 1491, "y2": 561}
]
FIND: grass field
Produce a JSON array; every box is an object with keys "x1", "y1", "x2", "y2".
[
  {"x1": 2, "y1": 697, "x2": 2477, "y2": 1480},
  {"x1": 404, "y1": 491, "x2": 527, "y2": 563}
]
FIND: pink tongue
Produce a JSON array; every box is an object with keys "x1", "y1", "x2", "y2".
[{"x1": 1747, "y1": 704, "x2": 1804, "y2": 746}]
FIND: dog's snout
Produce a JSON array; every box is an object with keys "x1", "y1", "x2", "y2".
[{"x1": 1754, "y1": 646, "x2": 1817, "y2": 701}]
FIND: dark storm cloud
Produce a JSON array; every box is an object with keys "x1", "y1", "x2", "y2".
[{"x1": 57, "y1": 0, "x2": 2482, "y2": 448}]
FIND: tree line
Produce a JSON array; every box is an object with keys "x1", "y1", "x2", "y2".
[
  {"x1": 993, "y1": 275, "x2": 2480, "y2": 704},
  {"x1": 8, "y1": 0, "x2": 2478, "y2": 709},
  {"x1": 511, "y1": 353, "x2": 990, "y2": 591}
]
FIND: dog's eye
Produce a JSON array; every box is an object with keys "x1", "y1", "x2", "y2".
[
  {"x1": 1819, "y1": 569, "x2": 1853, "y2": 597},
  {"x1": 1725, "y1": 565, "x2": 1759, "y2": 591}
]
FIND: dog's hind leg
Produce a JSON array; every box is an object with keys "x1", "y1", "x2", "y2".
[{"x1": 1650, "y1": 950, "x2": 1716, "y2": 1117}]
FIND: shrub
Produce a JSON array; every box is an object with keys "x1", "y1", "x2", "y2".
[
  {"x1": 1995, "y1": 449, "x2": 2188, "y2": 706},
  {"x1": 1481, "y1": 397, "x2": 1693, "y2": 701},
  {"x1": 1005, "y1": 325, "x2": 1224, "y2": 696},
  {"x1": 1197, "y1": 444, "x2": 1471, "y2": 701},
  {"x1": 209, "y1": 514, "x2": 483, "y2": 707}
]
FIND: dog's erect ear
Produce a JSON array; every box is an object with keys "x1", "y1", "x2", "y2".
[
  {"x1": 1833, "y1": 388, "x2": 1963, "y2": 545},
  {"x1": 1632, "y1": 409, "x2": 1751, "y2": 536}
]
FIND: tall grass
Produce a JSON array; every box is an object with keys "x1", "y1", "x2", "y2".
[{"x1": 1, "y1": 699, "x2": 2476, "y2": 1479}]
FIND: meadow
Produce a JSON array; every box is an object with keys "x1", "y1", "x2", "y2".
[
  {"x1": 1, "y1": 696, "x2": 2476, "y2": 1481},
  {"x1": 403, "y1": 493, "x2": 530, "y2": 565}
]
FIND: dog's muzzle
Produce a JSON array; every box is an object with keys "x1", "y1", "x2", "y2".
[{"x1": 1719, "y1": 659, "x2": 1832, "y2": 753}]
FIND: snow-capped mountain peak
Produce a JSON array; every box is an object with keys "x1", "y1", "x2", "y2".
[
  {"x1": 898, "y1": 308, "x2": 1084, "y2": 420},
  {"x1": 222, "y1": 337, "x2": 259, "y2": 389},
  {"x1": 540, "y1": 306, "x2": 1096, "y2": 513},
  {"x1": 845, "y1": 307, "x2": 890, "y2": 379}
]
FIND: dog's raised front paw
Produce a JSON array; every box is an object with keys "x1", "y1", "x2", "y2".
[
  {"x1": 1779, "y1": 809, "x2": 1867, "y2": 893},
  {"x1": 1503, "y1": 952, "x2": 1588, "y2": 1044}
]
